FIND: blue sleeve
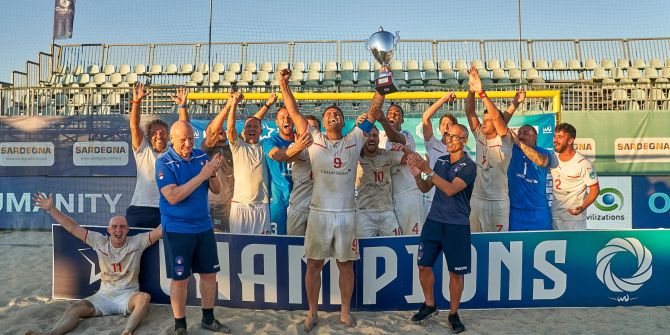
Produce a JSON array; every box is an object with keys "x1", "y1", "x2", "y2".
[
  {"x1": 155, "y1": 158, "x2": 177, "y2": 189},
  {"x1": 357, "y1": 119, "x2": 374, "y2": 134},
  {"x1": 456, "y1": 161, "x2": 477, "y2": 186},
  {"x1": 262, "y1": 138, "x2": 277, "y2": 160}
]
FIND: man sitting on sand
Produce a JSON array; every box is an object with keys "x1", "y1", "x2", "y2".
[{"x1": 26, "y1": 192, "x2": 162, "y2": 335}]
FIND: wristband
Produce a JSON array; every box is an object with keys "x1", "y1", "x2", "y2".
[
  {"x1": 263, "y1": 103, "x2": 272, "y2": 109},
  {"x1": 179, "y1": 104, "x2": 188, "y2": 109},
  {"x1": 478, "y1": 91, "x2": 487, "y2": 99}
]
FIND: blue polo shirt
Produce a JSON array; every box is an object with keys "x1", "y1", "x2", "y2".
[
  {"x1": 507, "y1": 144, "x2": 551, "y2": 210},
  {"x1": 262, "y1": 133, "x2": 294, "y2": 207},
  {"x1": 426, "y1": 154, "x2": 477, "y2": 226},
  {"x1": 155, "y1": 146, "x2": 212, "y2": 233}
]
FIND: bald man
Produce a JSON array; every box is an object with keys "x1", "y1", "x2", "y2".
[
  {"x1": 27, "y1": 193, "x2": 162, "y2": 335},
  {"x1": 155, "y1": 121, "x2": 230, "y2": 334}
]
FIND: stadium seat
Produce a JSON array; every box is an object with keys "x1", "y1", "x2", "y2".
[
  {"x1": 252, "y1": 71, "x2": 269, "y2": 87},
  {"x1": 73, "y1": 65, "x2": 84, "y2": 76},
  {"x1": 551, "y1": 59, "x2": 566, "y2": 70},
  {"x1": 440, "y1": 68, "x2": 456, "y2": 81},
  {"x1": 649, "y1": 58, "x2": 663, "y2": 69},
  {"x1": 147, "y1": 64, "x2": 162, "y2": 75},
  {"x1": 584, "y1": 58, "x2": 598, "y2": 70},
  {"x1": 228, "y1": 62, "x2": 242, "y2": 74},
  {"x1": 293, "y1": 61, "x2": 306, "y2": 73},
  {"x1": 610, "y1": 68, "x2": 625, "y2": 80},
  {"x1": 87, "y1": 64, "x2": 100, "y2": 75},
  {"x1": 237, "y1": 71, "x2": 253, "y2": 86},
  {"x1": 212, "y1": 63, "x2": 225, "y2": 74},
  {"x1": 220, "y1": 71, "x2": 237, "y2": 86},
  {"x1": 444, "y1": 78, "x2": 459, "y2": 87},
  {"x1": 492, "y1": 68, "x2": 506, "y2": 81},
  {"x1": 276, "y1": 61, "x2": 289, "y2": 72},
  {"x1": 390, "y1": 60, "x2": 403, "y2": 71},
  {"x1": 70, "y1": 93, "x2": 88, "y2": 115},
  {"x1": 118, "y1": 64, "x2": 131, "y2": 75},
  {"x1": 643, "y1": 67, "x2": 659, "y2": 80},
  {"x1": 179, "y1": 63, "x2": 194, "y2": 75},
  {"x1": 134, "y1": 64, "x2": 146, "y2": 75},
  {"x1": 477, "y1": 68, "x2": 489, "y2": 79},
  {"x1": 535, "y1": 59, "x2": 550, "y2": 70},
  {"x1": 665, "y1": 58, "x2": 670, "y2": 68},
  {"x1": 600, "y1": 58, "x2": 615, "y2": 70},
  {"x1": 340, "y1": 69, "x2": 355, "y2": 84},
  {"x1": 323, "y1": 69, "x2": 337, "y2": 82},
  {"x1": 503, "y1": 59, "x2": 517, "y2": 70},
  {"x1": 525, "y1": 68, "x2": 540, "y2": 80},
  {"x1": 497, "y1": 78, "x2": 512, "y2": 84},
  {"x1": 487, "y1": 59, "x2": 501, "y2": 70},
  {"x1": 521, "y1": 59, "x2": 533, "y2": 70},
  {"x1": 661, "y1": 67, "x2": 670, "y2": 78},
  {"x1": 424, "y1": 66, "x2": 439, "y2": 84},
  {"x1": 209, "y1": 73, "x2": 220, "y2": 85},
  {"x1": 260, "y1": 62, "x2": 273, "y2": 73},
  {"x1": 422, "y1": 60, "x2": 436, "y2": 71},
  {"x1": 341, "y1": 61, "x2": 354, "y2": 71},
  {"x1": 509, "y1": 68, "x2": 522, "y2": 82},
  {"x1": 60, "y1": 74, "x2": 75, "y2": 86},
  {"x1": 632, "y1": 59, "x2": 647, "y2": 69},
  {"x1": 305, "y1": 70, "x2": 321, "y2": 85},
  {"x1": 455, "y1": 60, "x2": 468, "y2": 72},
  {"x1": 186, "y1": 72, "x2": 205, "y2": 86},
  {"x1": 93, "y1": 73, "x2": 106, "y2": 86},
  {"x1": 616, "y1": 58, "x2": 630, "y2": 68},
  {"x1": 358, "y1": 61, "x2": 371, "y2": 71},
  {"x1": 627, "y1": 68, "x2": 642, "y2": 81},
  {"x1": 438, "y1": 60, "x2": 452, "y2": 71},
  {"x1": 164, "y1": 64, "x2": 178, "y2": 75},
  {"x1": 103, "y1": 64, "x2": 116, "y2": 75},
  {"x1": 125, "y1": 72, "x2": 138, "y2": 84},
  {"x1": 197, "y1": 63, "x2": 209, "y2": 74},
  {"x1": 471, "y1": 59, "x2": 485, "y2": 70},
  {"x1": 568, "y1": 59, "x2": 582, "y2": 70},
  {"x1": 244, "y1": 62, "x2": 257, "y2": 73},
  {"x1": 289, "y1": 69, "x2": 304, "y2": 82},
  {"x1": 76, "y1": 73, "x2": 90, "y2": 86},
  {"x1": 592, "y1": 67, "x2": 607, "y2": 81},
  {"x1": 324, "y1": 61, "x2": 338, "y2": 72},
  {"x1": 406, "y1": 60, "x2": 420, "y2": 71},
  {"x1": 308, "y1": 62, "x2": 322, "y2": 72}
]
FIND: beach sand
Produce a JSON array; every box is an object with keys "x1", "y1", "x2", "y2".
[{"x1": 1, "y1": 231, "x2": 668, "y2": 335}]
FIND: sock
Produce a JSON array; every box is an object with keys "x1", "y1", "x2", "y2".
[
  {"x1": 202, "y1": 308, "x2": 214, "y2": 325},
  {"x1": 175, "y1": 317, "x2": 187, "y2": 330}
]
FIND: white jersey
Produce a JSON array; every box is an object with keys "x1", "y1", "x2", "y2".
[
  {"x1": 379, "y1": 129, "x2": 422, "y2": 197},
  {"x1": 424, "y1": 135, "x2": 448, "y2": 202},
  {"x1": 130, "y1": 139, "x2": 161, "y2": 207},
  {"x1": 550, "y1": 151, "x2": 599, "y2": 221},
  {"x1": 288, "y1": 147, "x2": 312, "y2": 211},
  {"x1": 307, "y1": 126, "x2": 366, "y2": 211},
  {"x1": 85, "y1": 231, "x2": 152, "y2": 293},
  {"x1": 230, "y1": 138, "x2": 269, "y2": 204},
  {"x1": 472, "y1": 127, "x2": 513, "y2": 200},
  {"x1": 356, "y1": 150, "x2": 404, "y2": 211}
]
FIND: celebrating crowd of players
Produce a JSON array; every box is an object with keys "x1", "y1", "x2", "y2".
[{"x1": 28, "y1": 65, "x2": 599, "y2": 335}]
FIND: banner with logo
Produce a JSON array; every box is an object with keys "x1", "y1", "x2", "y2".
[
  {"x1": 53, "y1": 0, "x2": 76, "y2": 40},
  {"x1": 586, "y1": 176, "x2": 632, "y2": 229},
  {"x1": 0, "y1": 176, "x2": 134, "y2": 229},
  {"x1": 54, "y1": 226, "x2": 670, "y2": 310},
  {"x1": 631, "y1": 176, "x2": 670, "y2": 229},
  {"x1": 562, "y1": 110, "x2": 670, "y2": 175}
]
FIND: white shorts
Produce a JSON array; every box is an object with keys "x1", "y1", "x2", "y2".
[
  {"x1": 393, "y1": 193, "x2": 425, "y2": 235},
  {"x1": 552, "y1": 217, "x2": 586, "y2": 230},
  {"x1": 304, "y1": 210, "x2": 359, "y2": 262},
  {"x1": 287, "y1": 205, "x2": 309, "y2": 236},
  {"x1": 355, "y1": 210, "x2": 401, "y2": 238},
  {"x1": 229, "y1": 203, "x2": 271, "y2": 235},
  {"x1": 469, "y1": 196, "x2": 510, "y2": 232},
  {"x1": 86, "y1": 289, "x2": 137, "y2": 316}
]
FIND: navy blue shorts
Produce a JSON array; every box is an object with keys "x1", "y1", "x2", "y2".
[
  {"x1": 417, "y1": 218, "x2": 471, "y2": 274},
  {"x1": 163, "y1": 229, "x2": 220, "y2": 280},
  {"x1": 125, "y1": 205, "x2": 161, "y2": 229}
]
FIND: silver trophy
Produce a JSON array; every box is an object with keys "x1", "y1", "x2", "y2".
[{"x1": 367, "y1": 27, "x2": 400, "y2": 95}]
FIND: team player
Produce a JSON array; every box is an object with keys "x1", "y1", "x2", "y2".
[
  {"x1": 27, "y1": 193, "x2": 162, "y2": 335},
  {"x1": 375, "y1": 103, "x2": 425, "y2": 235},
  {"x1": 407, "y1": 123, "x2": 476, "y2": 333},
  {"x1": 550, "y1": 123, "x2": 600, "y2": 230},
  {"x1": 421, "y1": 91, "x2": 457, "y2": 216},
  {"x1": 464, "y1": 66, "x2": 513, "y2": 232},
  {"x1": 126, "y1": 84, "x2": 190, "y2": 228},
  {"x1": 355, "y1": 126, "x2": 407, "y2": 237},
  {"x1": 226, "y1": 91, "x2": 274, "y2": 234},
  {"x1": 279, "y1": 66, "x2": 384, "y2": 330}
]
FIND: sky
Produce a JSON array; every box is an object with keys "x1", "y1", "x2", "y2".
[{"x1": 1, "y1": 0, "x2": 669, "y2": 82}]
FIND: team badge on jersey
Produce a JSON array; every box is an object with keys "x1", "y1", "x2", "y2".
[
  {"x1": 158, "y1": 171, "x2": 164, "y2": 180},
  {"x1": 589, "y1": 169, "x2": 597, "y2": 179},
  {"x1": 175, "y1": 256, "x2": 184, "y2": 265},
  {"x1": 175, "y1": 266, "x2": 184, "y2": 276}
]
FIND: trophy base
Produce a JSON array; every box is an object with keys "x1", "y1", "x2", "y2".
[{"x1": 375, "y1": 74, "x2": 398, "y2": 95}]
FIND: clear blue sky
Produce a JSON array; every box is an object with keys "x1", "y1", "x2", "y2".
[{"x1": 1, "y1": 0, "x2": 669, "y2": 82}]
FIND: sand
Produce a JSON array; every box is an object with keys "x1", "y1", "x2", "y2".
[{"x1": 1, "y1": 231, "x2": 668, "y2": 335}]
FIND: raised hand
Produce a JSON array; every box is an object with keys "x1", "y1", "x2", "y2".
[
  {"x1": 294, "y1": 131, "x2": 313, "y2": 150},
  {"x1": 442, "y1": 91, "x2": 457, "y2": 103},
  {"x1": 132, "y1": 83, "x2": 150, "y2": 101},
  {"x1": 200, "y1": 155, "x2": 222, "y2": 180},
  {"x1": 509, "y1": 128, "x2": 521, "y2": 147},
  {"x1": 390, "y1": 142, "x2": 406, "y2": 152},
  {"x1": 407, "y1": 152, "x2": 430, "y2": 172},
  {"x1": 356, "y1": 113, "x2": 368, "y2": 125},
  {"x1": 277, "y1": 68, "x2": 291, "y2": 85},
  {"x1": 171, "y1": 87, "x2": 189, "y2": 106},
  {"x1": 33, "y1": 192, "x2": 54, "y2": 212},
  {"x1": 266, "y1": 92, "x2": 278, "y2": 106},
  {"x1": 232, "y1": 91, "x2": 245, "y2": 104},
  {"x1": 468, "y1": 65, "x2": 483, "y2": 94},
  {"x1": 515, "y1": 89, "x2": 526, "y2": 103}
]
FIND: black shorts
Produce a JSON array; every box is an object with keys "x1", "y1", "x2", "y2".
[
  {"x1": 163, "y1": 229, "x2": 220, "y2": 280},
  {"x1": 417, "y1": 218, "x2": 471, "y2": 274},
  {"x1": 125, "y1": 205, "x2": 161, "y2": 229}
]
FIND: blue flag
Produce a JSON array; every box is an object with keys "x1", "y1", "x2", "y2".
[{"x1": 53, "y1": 0, "x2": 76, "y2": 40}]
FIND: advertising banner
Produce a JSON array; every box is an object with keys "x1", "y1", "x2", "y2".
[
  {"x1": 562, "y1": 110, "x2": 670, "y2": 175},
  {"x1": 586, "y1": 176, "x2": 632, "y2": 230},
  {"x1": 631, "y1": 176, "x2": 670, "y2": 229},
  {"x1": 54, "y1": 226, "x2": 670, "y2": 310}
]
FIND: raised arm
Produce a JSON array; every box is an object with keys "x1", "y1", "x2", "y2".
[
  {"x1": 253, "y1": 93, "x2": 278, "y2": 120},
  {"x1": 464, "y1": 82, "x2": 479, "y2": 132},
  {"x1": 468, "y1": 66, "x2": 508, "y2": 137},
  {"x1": 171, "y1": 87, "x2": 190, "y2": 122},
  {"x1": 503, "y1": 89, "x2": 526, "y2": 124},
  {"x1": 278, "y1": 68, "x2": 307, "y2": 134},
  {"x1": 509, "y1": 129, "x2": 548, "y2": 167},
  {"x1": 226, "y1": 92, "x2": 243, "y2": 145},
  {"x1": 148, "y1": 225, "x2": 163, "y2": 244},
  {"x1": 204, "y1": 94, "x2": 234, "y2": 148},
  {"x1": 422, "y1": 91, "x2": 456, "y2": 141},
  {"x1": 130, "y1": 83, "x2": 150, "y2": 151},
  {"x1": 366, "y1": 91, "x2": 385, "y2": 125},
  {"x1": 33, "y1": 193, "x2": 87, "y2": 242}
]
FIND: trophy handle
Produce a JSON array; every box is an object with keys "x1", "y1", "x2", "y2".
[{"x1": 394, "y1": 31, "x2": 400, "y2": 47}]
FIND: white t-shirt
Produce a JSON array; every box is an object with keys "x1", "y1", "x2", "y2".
[
  {"x1": 424, "y1": 135, "x2": 448, "y2": 202},
  {"x1": 307, "y1": 126, "x2": 366, "y2": 212},
  {"x1": 472, "y1": 127, "x2": 513, "y2": 200},
  {"x1": 85, "y1": 231, "x2": 152, "y2": 293},
  {"x1": 356, "y1": 150, "x2": 404, "y2": 211},
  {"x1": 288, "y1": 147, "x2": 312, "y2": 211},
  {"x1": 130, "y1": 139, "x2": 161, "y2": 207},
  {"x1": 230, "y1": 138, "x2": 269, "y2": 204},
  {"x1": 550, "y1": 151, "x2": 599, "y2": 221},
  {"x1": 379, "y1": 129, "x2": 422, "y2": 197}
]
